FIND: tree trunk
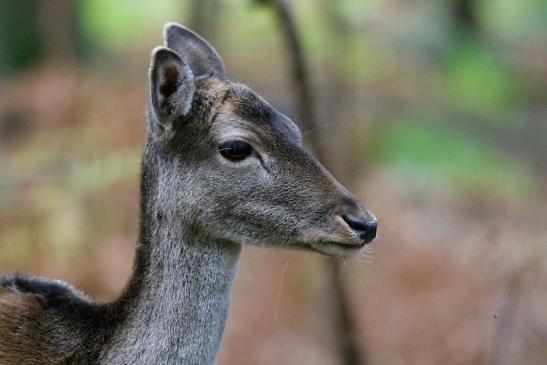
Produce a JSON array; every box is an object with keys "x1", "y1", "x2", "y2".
[
  {"x1": 266, "y1": 1, "x2": 367, "y2": 364},
  {"x1": 451, "y1": 0, "x2": 479, "y2": 36},
  {"x1": 188, "y1": 0, "x2": 221, "y2": 45}
]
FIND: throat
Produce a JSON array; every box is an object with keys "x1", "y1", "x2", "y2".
[{"x1": 105, "y1": 222, "x2": 241, "y2": 364}]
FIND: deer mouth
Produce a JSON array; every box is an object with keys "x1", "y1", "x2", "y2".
[{"x1": 308, "y1": 241, "x2": 366, "y2": 257}]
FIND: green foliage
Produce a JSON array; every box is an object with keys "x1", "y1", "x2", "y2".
[
  {"x1": 480, "y1": 0, "x2": 547, "y2": 39},
  {"x1": 79, "y1": 0, "x2": 183, "y2": 49},
  {"x1": 368, "y1": 115, "x2": 536, "y2": 198},
  {"x1": 0, "y1": 1, "x2": 43, "y2": 75},
  {"x1": 443, "y1": 41, "x2": 520, "y2": 118}
]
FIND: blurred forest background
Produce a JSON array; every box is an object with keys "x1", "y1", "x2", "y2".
[{"x1": 0, "y1": 0, "x2": 546, "y2": 364}]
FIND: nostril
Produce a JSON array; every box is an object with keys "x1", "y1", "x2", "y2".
[
  {"x1": 361, "y1": 220, "x2": 377, "y2": 242},
  {"x1": 341, "y1": 214, "x2": 370, "y2": 231},
  {"x1": 341, "y1": 214, "x2": 377, "y2": 243}
]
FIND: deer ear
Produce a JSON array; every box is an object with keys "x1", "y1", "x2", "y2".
[
  {"x1": 149, "y1": 47, "x2": 195, "y2": 128},
  {"x1": 163, "y1": 22, "x2": 225, "y2": 77}
]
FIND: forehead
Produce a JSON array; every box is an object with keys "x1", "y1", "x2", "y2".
[{"x1": 207, "y1": 81, "x2": 302, "y2": 144}]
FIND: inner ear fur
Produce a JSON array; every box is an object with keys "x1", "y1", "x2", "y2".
[{"x1": 149, "y1": 47, "x2": 195, "y2": 128}]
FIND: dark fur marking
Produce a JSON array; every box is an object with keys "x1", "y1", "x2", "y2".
[
  {"x1": 159, "y1": 64, "x2": 180, "y2": 97},
  {"x1": 1, "y1": 275, "x2": 89, "y2": 313}
]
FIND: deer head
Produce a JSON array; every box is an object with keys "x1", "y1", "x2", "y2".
[{"x1": 145, "y1": 23, "x2": 377, "y2": 257}]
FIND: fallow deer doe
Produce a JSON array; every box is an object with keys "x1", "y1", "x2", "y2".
[{"x1": 0, "y1": 23, "x2": 377, "y2": 364}]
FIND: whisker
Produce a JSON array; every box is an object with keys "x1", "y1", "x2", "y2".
[
  {"x1": 301, "y1": 118, "x2": 342, "y2": 136},
  {"x1": 274, "y1": 256, "x2": 293, "y2": 322},
  {"x1": 338, "y1": 259, "x2": 349, "y2": 280},
  {"x1": 344, "y1": 248, "x2": 376, "y2": 268}
]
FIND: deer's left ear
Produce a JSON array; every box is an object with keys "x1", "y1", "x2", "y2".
[
  {"x1": 149, "y1": 46, "x2": 195, "y2": 130},
  {"x1": 163, "y1": 22, "x2": 225, "y2": 77}
]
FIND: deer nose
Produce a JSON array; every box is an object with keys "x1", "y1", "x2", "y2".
[{"x1": 342, "y1": 214, "x2": 377, "y2": 243}]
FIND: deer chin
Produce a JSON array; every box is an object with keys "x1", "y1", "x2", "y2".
[{"x1": 309, "y1": 241, "x2": 365, "y2": 257}]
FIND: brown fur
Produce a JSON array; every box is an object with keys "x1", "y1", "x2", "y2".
[{"x1": 0, "y1": 293, "x2": 69, "y2": 364}]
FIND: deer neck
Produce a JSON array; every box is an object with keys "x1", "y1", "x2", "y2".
[{"x1": 102, "y1": 159, "x2": 241, "y2": 365}]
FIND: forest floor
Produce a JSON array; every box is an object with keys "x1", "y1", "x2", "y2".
[{"x1": 1, "y1": 65, "x2": 546, "y2": 365}]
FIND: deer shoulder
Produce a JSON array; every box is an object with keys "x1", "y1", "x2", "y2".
[{"x1": 0, "y1": 275, "x2": 97, "y2": 365}]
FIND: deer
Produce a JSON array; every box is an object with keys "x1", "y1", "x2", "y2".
[{"x1": 0, "y1": 23, "x2": 377, "y2": 365}]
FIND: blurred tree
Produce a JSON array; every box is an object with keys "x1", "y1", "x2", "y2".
[
  {"x1": 257, "y1": 0, "x2": 368, "y2": 364},
  {"x1": 256, "y1": 0, "x2": 324, "y2": 161},
  {"x1": 451, "y1": 0, "x2": 479, "y2": 36},
  {"x1": 0, "y1": 0, "x2": 43, "y2": 77},
  {"x1": 39, "y1": 0, "x2": 84, "y2": 63},
  {"x1": 0, "y1": 0, "x2": 85, "y2": 77},
  {"x1": 188, "y1": 0, "x2": 221, "y2": 44}
]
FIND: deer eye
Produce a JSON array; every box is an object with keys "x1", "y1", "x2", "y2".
[{"x1": 219, "y1": 140, "x2": 253, "y2": 161}]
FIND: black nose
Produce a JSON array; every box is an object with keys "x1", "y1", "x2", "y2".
[{"x1": 342, "y1": 214, "x2": 377, "y2": 243}]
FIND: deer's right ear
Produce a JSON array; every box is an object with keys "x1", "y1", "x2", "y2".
[{"x1": 149, "y1": 47, "x2": 195, "y2": 130}]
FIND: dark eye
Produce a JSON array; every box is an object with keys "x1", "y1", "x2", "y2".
[{"x1": 219, "y1": 140, "x2": 253, "y2": 161}]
